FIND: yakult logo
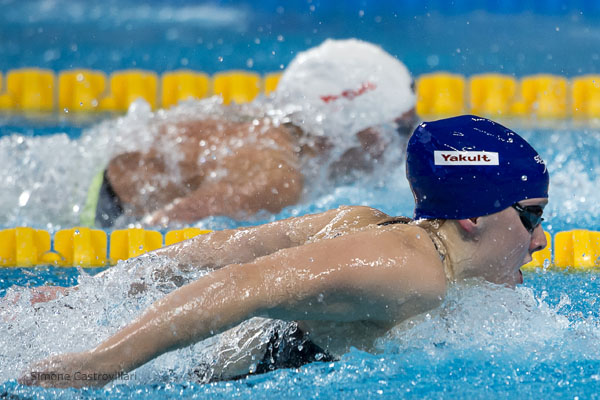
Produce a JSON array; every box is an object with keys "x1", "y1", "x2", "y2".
[
  {"x1": 320, "y1": 81, "x2": 377, "y2": 103},
  {"x1": 434, "y1": 151, "x2": 499, "y2": 166}
]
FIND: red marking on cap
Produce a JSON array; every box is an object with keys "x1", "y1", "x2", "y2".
[{"x1": 320, "y1": 81, "x2": 377, "y2": 103}]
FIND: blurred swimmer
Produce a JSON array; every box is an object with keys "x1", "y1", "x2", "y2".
[
  {"x1": 22, "y1": 115, "x2": 549, "y2": 387},
  {"x1": 92, "y1": 38, "x2": 416, "y2": 227}
]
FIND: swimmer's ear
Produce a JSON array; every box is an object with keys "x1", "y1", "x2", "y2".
[{"x1": 457, "y1": 217, "x2": 479, "y2": 234}]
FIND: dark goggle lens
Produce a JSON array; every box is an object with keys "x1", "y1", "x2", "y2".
[{"x1": 512, "y1": 203, "x2": 544, "y2": 233}]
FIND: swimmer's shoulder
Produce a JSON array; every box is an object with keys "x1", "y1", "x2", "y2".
[
  {"x1": 369, "y1": 223, "x2": 447, "y2": 298},
  {"x1": 310, "y1": 206, "x2": 391, "y2": 240},
  {"x1": 334, "y1": 205, "x2": 391, "y2": 226},
  {"x1": 311, "y1": 222, "x2": 446, "y2": 320}
]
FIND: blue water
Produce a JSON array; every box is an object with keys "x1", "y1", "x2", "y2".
[
  {"x1": 3, "y1": 0, "x2": 600, "y2": 76},
  {"x1": 3, "y1": 1, "x2": 600, "y2": 399},
  {"x1": 3, "y1": 268, "x2": 600, "y2": 399}
]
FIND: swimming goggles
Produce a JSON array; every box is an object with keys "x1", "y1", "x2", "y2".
[{"x1": 512, "y1": 203, "x2": 544, "y2": 233}]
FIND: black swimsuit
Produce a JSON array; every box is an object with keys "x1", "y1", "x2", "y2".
[
  {"x1": 193, "y1": 323, "x2": 336, "y2": 383},
  {"x1": 377, "y1": 216, "x2": 413, "y2": 226},
  {"x1": 95, "y1": 171, "x2": 124, "y2": 228},
  {"x1": 251, "y1": 323, "x2": 335, "y2": 375}
]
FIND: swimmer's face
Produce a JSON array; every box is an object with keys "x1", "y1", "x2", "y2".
[{"x1": 474, "y1": 197, "x2": 548, "y2": 287}]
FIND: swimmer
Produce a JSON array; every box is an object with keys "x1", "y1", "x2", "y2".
[
  {"x1": 92, "y1": 38, "x2": 416, "y2": 227},
  {"x1": 20, "y1": 115, "x2": 549, "y2": 388}
]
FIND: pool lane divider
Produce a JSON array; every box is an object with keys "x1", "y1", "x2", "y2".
[
  {"x1": 0, "y1": 68, "x2": 280, "y2": 112},
  {"x1": 0, "y1": 227, "x2": 598, "y2": 270},
  {"x1": 0, "y1": 227, "x2": 211, "y2": 267},
  {"x1": 2, "y1": 68, "x2": 600, "y2": 119}
]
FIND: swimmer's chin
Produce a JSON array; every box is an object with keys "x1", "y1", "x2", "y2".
[
  {"x1": 495, "y1": 269, "x2": 524, "y2": 288},
  {"x1": 509, "y1": 269, "x2": 524, "y2": 287}
]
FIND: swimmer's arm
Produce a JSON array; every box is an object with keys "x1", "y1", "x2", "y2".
[
  {"x1": 119, "y1": 205, "x2": 390, "y2": 296},
  {"x1": 3, "y1": 286, "x2": 72, "y2": 306},
  {"x1": 21, "y1": 228, "x2": 444, "y2": 388},
  {"x1": 92, "y1": 206, "x2": 386, "y2": 296},
  {"x1": 151, "y1": 205, "x2": 388, "y2": 270}
]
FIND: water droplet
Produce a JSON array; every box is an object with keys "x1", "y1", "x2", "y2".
[
  {"x1": 426, "y1": 54, "x2": 440, "y2": 67},
  {"x1": 18, "y1": 191, "x2": 30, "y2": 207}
]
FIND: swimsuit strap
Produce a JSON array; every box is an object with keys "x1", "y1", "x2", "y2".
[
  {"x1": 376, "y1": 216, "x2": 413, "y2": 226},
  {"x1": 378, "y1": 217, "x2": 453, "y2": 281},
  {"x1": 421, "y1": 225, "x2": 453, "y2": 282}
]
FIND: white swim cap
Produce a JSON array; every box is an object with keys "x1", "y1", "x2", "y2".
[{"x1": 273, "y1": 39, "x2": 415, "y2": 138}]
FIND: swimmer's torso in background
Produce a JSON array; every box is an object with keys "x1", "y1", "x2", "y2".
[{"x1": 103, "y1": 118, "x2": 302, "y2": 218}]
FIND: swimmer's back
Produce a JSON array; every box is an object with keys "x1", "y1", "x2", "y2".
[{"x1": 255, "y1": 207, "x2": 447, "y2": 355}]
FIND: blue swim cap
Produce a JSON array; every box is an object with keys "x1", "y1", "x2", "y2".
[{"x1": 406, "y1": 115, "x2": 549, "y2": 220}]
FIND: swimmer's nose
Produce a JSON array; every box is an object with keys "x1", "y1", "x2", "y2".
[{"x1": 530, "y1": 224, "x2": 547, "y2": 254}]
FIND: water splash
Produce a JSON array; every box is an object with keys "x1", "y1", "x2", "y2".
[
  {"x1": 2, "y1": 269, "x2": 599, "y2": 388},
  {"x1": 0, "y1": 96, "x2": 410, "y2": 230},
  {"x1": 0, "y1": 253, "x2": 287, "y2": 385}
]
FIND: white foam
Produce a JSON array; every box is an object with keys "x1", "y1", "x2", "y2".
[
  {"x1": 378, "y1": 279, "x2": 600, "y2": 363},
  {"x1": 0, "y1": 96, "x2": 412, "y2": 229}
]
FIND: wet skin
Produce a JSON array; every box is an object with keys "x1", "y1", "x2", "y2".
[
  {"x1": 107, "y1": 119, "x2": 304, "y2": 223},
  {"x1": 454, "y1": 198, "x2": 548, "y2": 287},
  {"x1": 19, "y1": 200, "x2": 548, "y2": 388},
  {"x1": 106, "y1": 109, "x2": 417, "y2": 225}
]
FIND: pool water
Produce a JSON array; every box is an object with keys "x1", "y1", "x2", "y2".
[
  {"x1": 3, "y1": 0, "x2": 600, "y2": 77},
  {"x1": 2, "y1": 267, "x2": 600, "y2": 399},
  {"x1": 2, "y1": 112, "x2": 600, "y2": 400},
  {"x1": 3, "y1": 1, "x2": 600, "y2": 399}
]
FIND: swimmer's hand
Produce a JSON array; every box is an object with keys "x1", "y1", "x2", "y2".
[
  {"x1": 29, "y1": 286, "x2": 70, "y2": 305},
  {"x1": 1, "y1": 286, "x2": 71, "y2": 308},
  {"x1": 19, "y1": 351, "x2": 118, "y2": 388}
]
